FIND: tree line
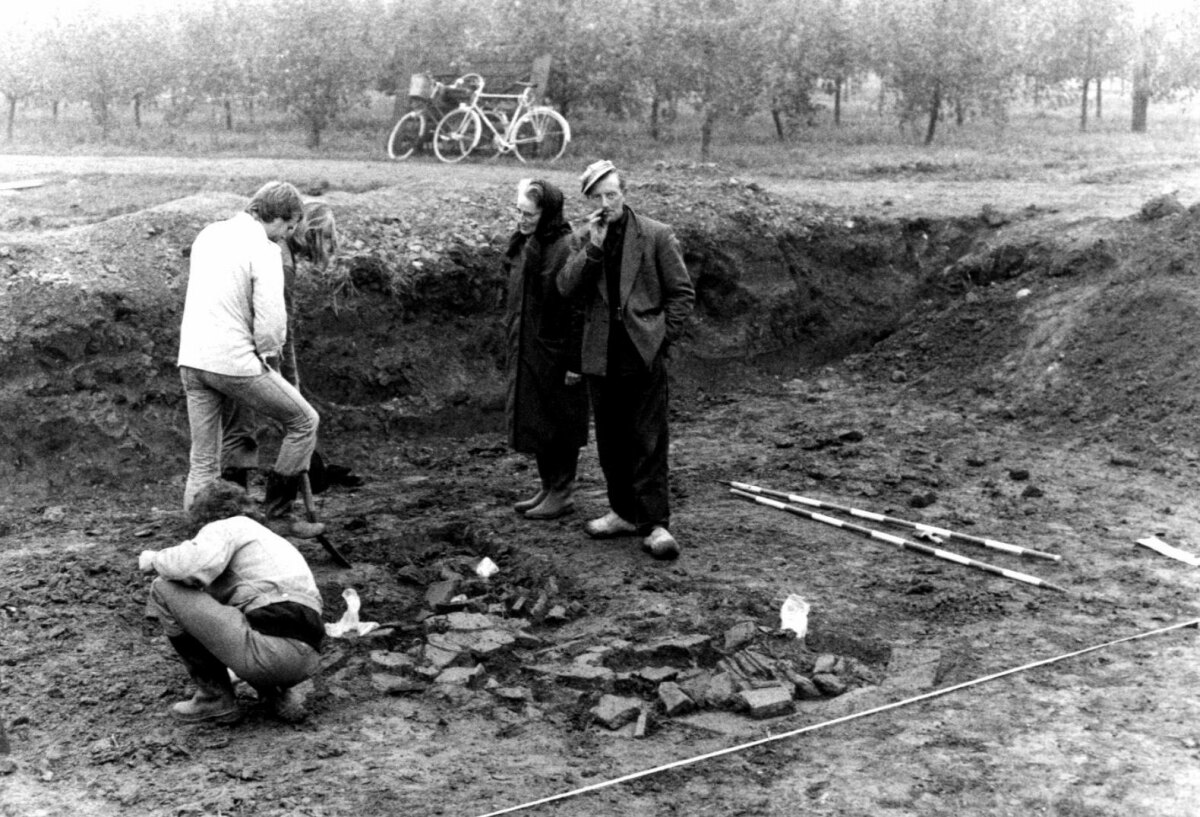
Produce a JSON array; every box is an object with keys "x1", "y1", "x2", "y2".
[{"x1": 2, "y1": 0, "x2": 1198, "y2": 154}]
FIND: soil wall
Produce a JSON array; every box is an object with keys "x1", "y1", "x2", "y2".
[{"x1": 0, "y1": 180, "x2": 1141, "y2": 502}]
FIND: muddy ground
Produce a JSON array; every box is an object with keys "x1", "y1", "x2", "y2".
[{"x1": 2, "y1": 156, "x2": 1200, "y2": 817}]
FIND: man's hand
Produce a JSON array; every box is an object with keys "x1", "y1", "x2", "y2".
[
  {"x1": 587, "y1": 209, "x2": 608, "y2": 248},
  {"x1": 564, "y1": 371, "x2": 583, "y2": 387},
  {"x1": 138, "y1": 550, "x2": 157, "y2": 574}
]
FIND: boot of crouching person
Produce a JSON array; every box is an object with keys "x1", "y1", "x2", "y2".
[{"x1": 167, "y1": 633, "x2": 240, "y2": 724}]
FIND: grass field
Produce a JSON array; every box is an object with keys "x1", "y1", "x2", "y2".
[{"x1": 4, "y1": 83, "x2": 1200, "y2": 183}]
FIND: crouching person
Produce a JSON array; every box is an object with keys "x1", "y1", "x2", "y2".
[{"x1": 139, "y1": 481, "x2": 324, "y2": 724}]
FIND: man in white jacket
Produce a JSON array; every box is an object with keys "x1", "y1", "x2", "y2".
[
  {"x1": 178, "y1": 181, "x2": 319, "y2": 530},
  {"x1": 140, "y1": 481, "x2": 324, "y2": 723}
]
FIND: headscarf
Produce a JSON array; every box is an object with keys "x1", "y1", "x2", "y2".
[{"x1": 506, "y1": 179, "x2": 572, "y2": 261}]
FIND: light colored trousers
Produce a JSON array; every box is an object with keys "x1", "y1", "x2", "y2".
[
  {"x1": 180, "y1": 365, "x2": 318, "y2": 510},
  {"x1": 147, "y1": 578, "x2": 319, "y2": 688}
]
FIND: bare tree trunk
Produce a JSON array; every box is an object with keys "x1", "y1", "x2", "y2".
[
  {"x1": 133, "y1": 93, "x2": 142, "y2": 129},
  {"x1": 1079, "y1": 77, "x2": 1089, "y2": 131},
  {"x1": 224, "y1": 99, "x2": 234, "y2": 131},
  {"x1": 5, "y1": 94, "x2": 16, "y2": 141},
  {"x1": 650, "y1": 91, "x2": 660, "y2": 141},
  {"x1": 700, "y1": 107, "x2": 716, "y2": 160},
  {"x1": 51, "y1": 100, "x2": 59, "y2": 121},
  {"x1": 923, "y1": 82, "x2": 941, "y2": 145},
  {"x1": 771, "y1": 106, "x2": 785, "y2": 140},
  {"x1": 92, "y1": 95, "x2": 111, "y2": 141},
  {"x1": 1131, "y1": 69, "x2": 1150, "y2": 132},
  {"x1": 834, "y1": 77, "x2": 843, "y2": 126},
  {"x1": 1096, "y1": 77, "x2": 1102, "y2": 119}
]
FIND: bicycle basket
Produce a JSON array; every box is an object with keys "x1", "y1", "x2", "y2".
[{"x1": 408, "y1": 73, "x2": 437, "y2": 101}]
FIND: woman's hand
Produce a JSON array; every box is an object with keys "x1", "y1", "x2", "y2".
[{"x1": 564, "y1": 371, "x2": 583, "y2": 386}]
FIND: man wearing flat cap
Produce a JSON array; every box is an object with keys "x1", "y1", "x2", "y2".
[{"x1": 558, "y1": 160, "x2": 695, "y2": 559}]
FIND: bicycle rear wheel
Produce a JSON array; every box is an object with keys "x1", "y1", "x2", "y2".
[
  {"x1": 433, "y1": 108, "x2": 481, "y2": 163},
  {"x1": 386, "y1": 109, "x2": 426, "y2": 160},
  {"x1": 512, "y1": 108, "x2": 570, "y2": 162}
]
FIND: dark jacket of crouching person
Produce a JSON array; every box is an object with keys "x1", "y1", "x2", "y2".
[{"x1": 140, "y1": 481, "x2": 324, "y2": 724}]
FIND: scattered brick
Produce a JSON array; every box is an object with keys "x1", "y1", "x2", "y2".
[
  {"x1": 812, "y1": 673, "x2": 847, "y2": 696},
  {"x1": 591, "y1": 694, "x2": 642, "y2": 730},
  {"x1": 425, "y1": 580, "x2": 461, "y2": 611},
  {"x1": 371, "y1": 673, "x2": 424, "y2": 695},
  {"x1": 435, "y1": 665, "x2": 486, "y2": 687},
  {"x1": 738, "y1": 686, "x2": 795, "y2": 719},
  {"x1": 657, "y1": 681, "x2": 695, "y2": 717},
  {"x1": 791, "y1": 675, "x2": 823, "y2": 700},
  {"x1": 636, "y1": 666, "x2": 679, "y2": 684},
  {"x1": 813, "y1": 654, "x2": 839, "y2": 674},
  {"x1": 723, "y1": 621, "x2": 758, "y2": 652}
]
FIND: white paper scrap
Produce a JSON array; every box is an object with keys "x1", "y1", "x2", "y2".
[
  {"x1": 1135, "y1": 536, "x2": 1200, "y2": 567},
  {"x1": 780, "y1": 594, "x2": 811, "y2": 639},
  {"x1": 325, "y1": 588, "x2": 381, "y2": 637}
]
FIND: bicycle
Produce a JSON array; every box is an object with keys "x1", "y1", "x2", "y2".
[
  {"x1": 431, "y1": 73, "x2": 571, "y2": 164},
  {"x1": 386, "y1": 73, "x2": 473, "y2": 160}
]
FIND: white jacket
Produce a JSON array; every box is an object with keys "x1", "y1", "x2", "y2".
[{"x1": 178, "y1": 211, "x2": 287, "y2": 375}]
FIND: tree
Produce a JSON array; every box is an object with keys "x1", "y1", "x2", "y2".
[
  {"x1": 1130, "y1": 3, "x2": 1200, "y2": 133},
  {"x1": 165, "y1": 1, "x2": 266, "y2": 129},
  {"x1": 41, "y1": 3, "x2": 170, "y2": 140},
  {"x1": 875, "y1": 0, "x2": 1023, "y2": 144},
  {"x1": 811, "y1": 0, "x2": 866, "y2": 127},
  {"x1": 262, "y1": 0, "x2": 385, "y2": 148},
  {"x1": 1023, "y1": 0, "x2": 1133, "y2": 131},
  {"x1": 656, "y1": 0, "x2": 771, "y2": 159},
  {"x1": 0, "y1": 17, "x2": 46, "y2": 141}
]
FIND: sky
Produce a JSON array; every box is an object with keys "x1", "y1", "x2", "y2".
[{"x1": 5, "y1": 0, "x2": 1193, "y2": 28}]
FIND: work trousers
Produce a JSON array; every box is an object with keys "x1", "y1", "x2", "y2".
[
  {"x1": 180, "y1": 366, "x2": 318, "y2": 511},
  {"x1": 147, "y1": 578, "x2": 319, "y2": 689},
  {"x1": 535, "y1": 446, "x2": 580, "y2": 493},
  {"x1": 587, "y1": 352, "x2": 670, "y2": 533}
]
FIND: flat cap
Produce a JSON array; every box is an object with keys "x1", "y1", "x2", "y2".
[{"x1": 580, "y1": 159, "x2": 617, "y2": 195}]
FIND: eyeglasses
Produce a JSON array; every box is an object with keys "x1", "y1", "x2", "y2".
[{"x1": 515, "y1": 206, "x2": 541, "y2": 219}]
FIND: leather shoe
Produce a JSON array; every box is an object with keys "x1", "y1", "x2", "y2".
[
  {"x1": 584, "y1": 511, "x2": 638, "y2": 539},
  {"x1": 514, "y1": 488, "x2": 548, "y2": 514},
  {"x1": 642, "y1": 526, "x2": 681, "y2": 560},
  {"x1": 524, "y1": 490, "x2": 574, "y2": 520}
]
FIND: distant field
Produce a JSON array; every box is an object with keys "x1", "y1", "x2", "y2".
[{"x1": 3, "y1": 82, "x2": 1200, "y2": 183}]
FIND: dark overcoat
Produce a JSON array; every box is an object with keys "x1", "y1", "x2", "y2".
[{"x1": 504, "y1": 229, "x2": 589, "y2": 454}]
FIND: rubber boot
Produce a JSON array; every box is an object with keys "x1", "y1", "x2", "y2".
[
  {"x1": 220, "y1": 466, "x2": 250, "y2": 489},
  {"x1": 168, "y1": 634, "x2": 239, "y2": 724},
  {"x1": 514, "y1": 485, "x2": 548, "y2": 514},
  {"x1": 262, "y1": 471, "x2": 325, "y2": 539},
  {"x1": 262, "y1": 471, "x2": 300, "y2": 520},
  {"x1": 523, "y1": 486, "x2": 575, "y2": 520}
]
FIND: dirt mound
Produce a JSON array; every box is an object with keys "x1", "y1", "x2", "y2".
[
  {"x1": 4, "y1": 178, "x2": 1200, "y2": 503},
  {"x1": 860, "y1": 205, "x2": 1200, "y2": 456}
]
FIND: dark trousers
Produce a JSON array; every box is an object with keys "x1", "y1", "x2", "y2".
[{"x1": 587, "y1": 353, "x2": 670, "y2": 533}]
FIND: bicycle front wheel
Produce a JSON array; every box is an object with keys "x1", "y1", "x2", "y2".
[
  {"x1": 511, "y1": 108, "x2": 570, "y2": 162},
  {"x1": 433, "y1": 108, "x2": 482, "y2": 163},
  {"x1": 387, "y1": 109, "x2": 426, "y2": 160}
]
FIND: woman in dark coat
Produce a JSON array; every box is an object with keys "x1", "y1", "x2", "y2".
[{"x1": 505, "y1": 179, "x2": 589, "y2": 519}]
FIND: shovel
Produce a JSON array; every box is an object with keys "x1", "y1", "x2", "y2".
[{"x1": 300, "y1": 472, "x2": 352, "y2": 568}]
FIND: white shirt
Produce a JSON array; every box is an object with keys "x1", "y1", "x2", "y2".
[{"x1": 178, "y1": 211, "x2": 287, "y2": 375}]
